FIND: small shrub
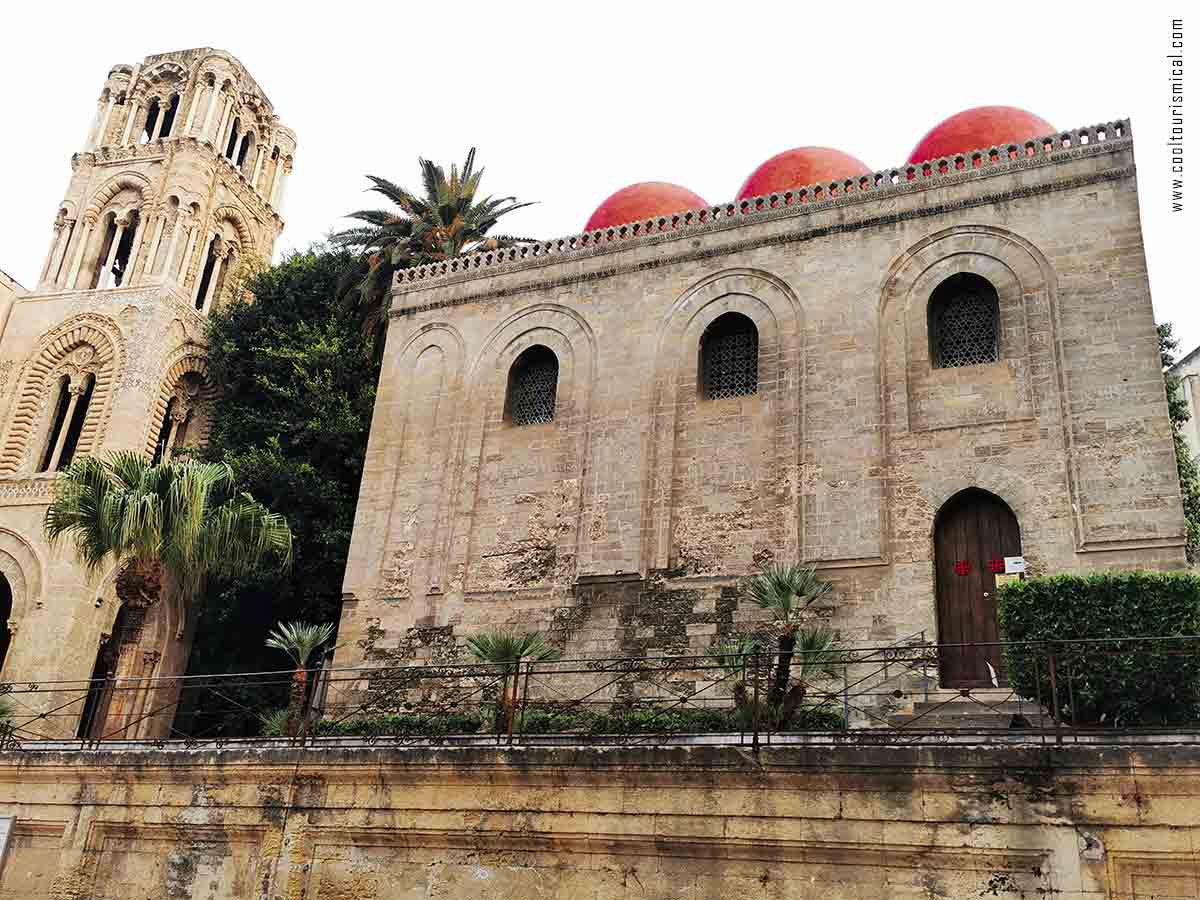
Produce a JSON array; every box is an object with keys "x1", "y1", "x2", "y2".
[
  {"x1": 998, "y1": 571, "x2": 1200, "y2": 726},
  {"x1": 313, "y1": 712, "x2": 483, "y2": 738},
  {"x1": 259, "y1": 707, "x2": 290, "y2": 737}
]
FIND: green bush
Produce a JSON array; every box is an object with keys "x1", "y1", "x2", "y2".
[
  {"x1": 313, "y1": 712, "x2": 484, "y2": 738},
  {"x1": 997, "y1": 572, "x2": 1200, "y2": 726},
  {"x1": 303, "y1": 704, "x2": 847, "y2": 739}
]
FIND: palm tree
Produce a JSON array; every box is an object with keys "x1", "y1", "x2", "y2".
[
  {"x1": 45, "y1": 452, "x2": 292, "y2": 610},
  {"x1": 331, "y1": 148, "x2": 535, "y2": 354},
  {"x1": 745, "y1": 562, "x2": 834, "y2": 713},
  {"x1": 706, "y1": 628, "x2": 838, "y2": 730},
  {"x1": 265, "y1": 621, "x2": 336, "y2": 737},
  {"x1": 465, "y1": 630, "x2": 561, "y2": 736},
  {"x1": 44, "y1": 453, "x2": 293, "y2": 738}
]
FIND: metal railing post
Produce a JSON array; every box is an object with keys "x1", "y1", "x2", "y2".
[
  {"x1": 751, "y1": 652, "x2": 761, "y2": 755},
  {"x1": 1048, "y1": 650, "x2": 1063, "y2": 746},
  {"x1": 842, "y1": 659, "x2": 851, "y2": 729}
]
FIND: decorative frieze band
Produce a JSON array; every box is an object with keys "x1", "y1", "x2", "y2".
[{"x1": 394, "y1": 120, "x2": 1132, "y2": 293}]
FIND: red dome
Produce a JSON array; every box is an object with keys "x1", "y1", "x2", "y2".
[
  {"x1": 736, "y1": 147, "x2": 871, "y2": 201},
  {"x1": 908, "y1": 106, "x2": 1055, "y2": 164},
  {"x1": 584, "y1": 182, "x2": 709, "y2": 231}
]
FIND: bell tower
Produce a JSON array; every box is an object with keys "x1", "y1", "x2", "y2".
[
  {"x1": 38, "y1": 48, "x2": 296, "y2": 308},
  {"x1": 0, "y1": 48, "x2": 296, "y2": 736}
]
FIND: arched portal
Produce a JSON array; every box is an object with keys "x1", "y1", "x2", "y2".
[
  {"x1": 933, "y1": 488, "x2": 1021, "y2": 687},
  {"x1": 0, "y1": 574, "x2": 12, "y2": 675}
]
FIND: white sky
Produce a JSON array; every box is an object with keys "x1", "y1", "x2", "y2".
[{"x1": 2, "y1": 3, "x2": 1195, "y2": 354}]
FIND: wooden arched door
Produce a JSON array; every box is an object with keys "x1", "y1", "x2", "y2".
[{"x1": 934, "y1": 489, "x2": 1021, "y2": 688}]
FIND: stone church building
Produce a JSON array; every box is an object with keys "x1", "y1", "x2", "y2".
[
  {"x1": 335, "y1": 116, "x2": 1186, "y2": 687},
  {"x1": 2, "y1": 48, "x2": 1199, "y2": 900},
  {"x1": 0, "y1": 46, "x2": 1185, "y2": 731},
  {"x1": 0, "y1": 48, "x2": 295, "y2": 736}
]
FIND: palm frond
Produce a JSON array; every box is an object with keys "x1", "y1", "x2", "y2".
[
  {"x1": 465, "y1": 630, "x2": 561, "y2": 673},
  {"x1": 44, "y1": 453, "x2": 292, "y2": 605},
  {"x1": 265, "y1": 621, "x2": 336, "y2": 666}
]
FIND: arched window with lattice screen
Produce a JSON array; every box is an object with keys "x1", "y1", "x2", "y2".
[
  {"x1": 928, "y1": 273, "x2": 1000, "y2": 369},
  {"x1": 504, "y1": 346, "x2": 558, "y2": 426},
  {"x1": 700, "y1": 312, "x2": 758, "y2": 400}
]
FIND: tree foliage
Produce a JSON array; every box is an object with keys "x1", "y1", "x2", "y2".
[
  {"x1": 187, "y1": 247, "x2": 379, "y2": 686},
  {"x1": 43, "y1": 451, "x2": 292, "y2": 604},
  {"x1": 1159, "y1": 322, "x2": 1200, "y2": 562},
  {"x1": 331, "y1": 148, "x2": 534, "y2": 354}
]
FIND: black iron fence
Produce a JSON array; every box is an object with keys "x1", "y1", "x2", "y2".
[{"x1": 3, "y1": 635, "x2": 1200, "y2": 752}]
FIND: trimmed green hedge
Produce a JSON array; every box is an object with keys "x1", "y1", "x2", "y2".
[
  {"x1": 303, "y1": 704, "x2": 845, "y2": 739},
  {"x1": 997, "y1": 571, "x2": 1200, "y2": 726}
]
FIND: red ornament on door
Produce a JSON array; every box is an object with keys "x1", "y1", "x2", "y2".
[
  {"x1": 988, "y1": 558, "x2": 1006, "y2": 574},
  {"x1": 954, "y1": 559, "x2": 971, "y2": 576}
]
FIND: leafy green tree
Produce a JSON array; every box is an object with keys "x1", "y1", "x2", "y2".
[
  {"x1": 332, "y1": 148, "x2": 534, "y2": 354},
  {"x1": 265, "y1": 620, "x2": 336, "y2": 736},
  {"x1": 1159, "y1": 323, "x2": 1200, "y2": 562},
  {"x1": 183, "y1": 247, "x2": 379, "y2": 720}
]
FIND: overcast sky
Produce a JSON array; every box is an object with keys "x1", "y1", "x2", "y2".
[{"x1": 2, "y1": 3, "x2": 1194, "y2": 354}]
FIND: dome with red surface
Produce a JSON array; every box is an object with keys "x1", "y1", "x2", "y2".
[
  {"x1": 736, "y1": 147, "x2": 872, "y2": 201},
  {"x1": 908, "y1": 106, "x2": 1055, "y2": 164},
  {"x1": 584, "y1": 182, "x2": 709, "y2": 231}
]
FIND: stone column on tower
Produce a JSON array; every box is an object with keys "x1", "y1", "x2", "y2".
[
  {"x1": 201, "y1": 244, "x2": 229, "y2": 313},
  {"x1": 120, "y1": 97, "x2": 141, "y2": 145},
  {"x1": 66, "y1": 215, "x2": 96, "y2": 290},
  {"x1": 38, "y1": 214, "x2": 68, "y2": 286},
  {"x1": 200, "y1": 85, "x2": 222, "y2": 141},
  {"x1": 158, "y1": 211, "x2": 185, "y2": 283},
  {"x1": 136, "y1": 211, "x2": 167, "y2": 284}
]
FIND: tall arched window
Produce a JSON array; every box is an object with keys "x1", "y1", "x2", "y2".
[
  {"x1": 0, "y1": 573, "x2": 12, "y2": 676},
  {"x1": 504, "y1": 346, "x2": 559, "y2": 426},
  {"x1": 159, "y1": 93, "x2": 180, "y2": 138},
  {"x1": 151, "y1": 374, "x2": 204, "y2": 464},
  {"x1": 140, "y1": 98, "x2": 160, "y2": 144},
  {"x1": 195, "y1": 238, "x2": 220, "y2": 311},
  {"x1": 90, "y1": 210, "x2": 140, "y2": 289},
  {"x1": 928, "y1": 273, "x2": 1001, "y2": 369},
  {"x1": 36, "y1": 373, "x2": 93, "y2": 473},
  {"x1": 700, "y1": 312, "x2": 758, "y2": 399},
  {"x1": 236, "y1": 131, "x2": 255, "y2": 171},
  {"x1": 225, "y1": 118, "x2": 241, "y2": 160}
]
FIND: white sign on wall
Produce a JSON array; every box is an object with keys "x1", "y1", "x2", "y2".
[{"x1": 1004, "y1": 556, "x2": 1027, "y2": 574}]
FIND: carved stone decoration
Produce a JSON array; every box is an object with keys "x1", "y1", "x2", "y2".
[{"x1": 0, "y1": 313, "x2": 126, "y2": 474}]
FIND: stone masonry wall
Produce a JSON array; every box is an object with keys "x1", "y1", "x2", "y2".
[
  {"x1": 338, "y1": 125, "x2": 1187, "y2": 675},
  {"x1": 1, "y1": 743, "x2": 1198, "y2": 899}
]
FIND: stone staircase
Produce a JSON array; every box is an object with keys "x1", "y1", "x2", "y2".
[{"x1": 886, "y1": 689, "x2": 1051, "y2": 730}]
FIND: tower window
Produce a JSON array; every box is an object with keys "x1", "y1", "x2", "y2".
[
  {"x1": 159, "y1": 94, "x2": 180, "y2": 138},
  {"x1": 701, "y1": 312, "x2": 758, "y2": 400},
  {"x1": 928, "y1": 273, "x2": 1001, "y2": 369},
  {"x1": 504, "y1": 346, "x2": 558, "y2": 426},
  {"x1": 37, "y1": 373, "x2": 93, "y2": 473},
  {"x1": 141, "y1": 98, "x2": 160, "y2": 144},
  {"x1": 236, "y1": 132, "x2": 254, "y2": 170},
  {"x1": 195, "y1": 240, "x2": 219, "y2": 311},
  {"x1": 225, "y1": 118, "x2": 241, "y2": 160}
]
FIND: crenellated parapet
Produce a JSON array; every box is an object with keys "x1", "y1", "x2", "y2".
[{"x1": 394, "y1": 120, "x2": 1131, "y2": 294}]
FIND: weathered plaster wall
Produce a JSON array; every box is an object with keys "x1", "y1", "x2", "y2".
[
  {"x1": 339, "y1": 125, "x2": 1187, "y2": 674},
  {"x1": 0, "y1": 743, "x2": 1197, "y2": 899}
]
